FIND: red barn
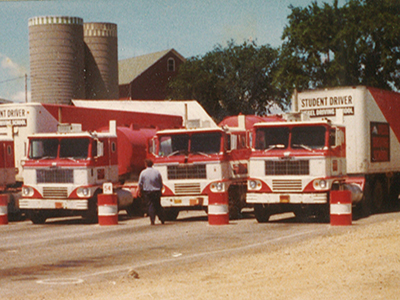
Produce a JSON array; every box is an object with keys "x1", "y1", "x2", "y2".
[{"x1": 118, "y1": 49, "x2": 185, "y2": 100}]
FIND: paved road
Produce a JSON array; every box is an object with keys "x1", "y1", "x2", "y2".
[{"x1": 1, "y1": 209, "x2": 398, "y2": 299}]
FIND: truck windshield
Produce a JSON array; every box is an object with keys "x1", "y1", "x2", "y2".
[
  {"x1": 60, "y1": 138, "x2": 89, "y2": 159},
  {"x1": 191, "y1": 132, "x2": 221, "y2": 154},
  {"x1": 29, "y1": 138, "x2": 58, "y2": 159},
  {"x1": 159, "y1": 134, "x2": 189, "y2": 156},
  {"x1": 29, "y1": 138, "x2": 90, "y2": 159},
  {"x1": 291, "y1": 126, "x2": 326, "y2": 150},
  {"x1": 255, "y1": 127, "x2": 289, "y2": 150},
  {"x1": 159, "y1": 132, "x2": 222, "y2": 156}
]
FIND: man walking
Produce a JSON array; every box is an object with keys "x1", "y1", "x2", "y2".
[{"x1": 138, "y1": 159, "x2": 166, "y2": 225}]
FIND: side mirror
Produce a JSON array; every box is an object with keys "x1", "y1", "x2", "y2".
[{"x1": 97, "y1": 141, "x2": 104, "y2": 157}]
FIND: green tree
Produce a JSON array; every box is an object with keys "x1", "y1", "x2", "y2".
[
  {"x1": 168, "y1": 40, "x2": 281, "y2": 121},
  {"x1": 278, "y1": 0, "x2": 400, "y2": 94}
]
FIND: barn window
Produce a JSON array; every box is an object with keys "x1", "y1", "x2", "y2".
[{"x1": 167, "y1": 58, "x2": 175, "y2": 72}]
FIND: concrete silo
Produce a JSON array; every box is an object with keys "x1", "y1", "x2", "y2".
[
  {"x1": 84, "y1": 22, "x2": 118, "y2": 100},
  {"x1": 29, "y1": 16, "x2": 85, "y2": 104}
]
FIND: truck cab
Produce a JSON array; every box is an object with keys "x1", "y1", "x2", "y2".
[
  {"x1": 20, "y1": 122, "x2": 119, "y2": 223},
  {"x1": 148, "y1": 126, "x2": 250, "y2": 220},
  {"x1": 247, "y1": 116, "x2": 346, "y2": 222}
]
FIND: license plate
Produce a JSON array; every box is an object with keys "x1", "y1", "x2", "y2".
[
  {"x1": 280, "y1": 195, "x2": 290, "y2": 203},
  {"x1": 173, "y1": 199, "x2": 182, "y2": 204},
  {"x1": 55, "y1": 202, "x2": 63, "y2": 209}
]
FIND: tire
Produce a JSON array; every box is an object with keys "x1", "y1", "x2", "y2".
[
  {"x1": 360, "y1": 181, "x2": 373, "y2": 217},
  {"x1": 84, "y1": 193, "x2": 100, "y2": 224},
  {"x1": 126, "y1": 198, "x2": 145, "y2": 217},
  {"x1": 254, "y1": 204, "x2": 270, "y2": 223},
  {"x1": 164, "y1": 208, "x2": 179, "y2": 221},
  {"x1": 371, "y1": 179, "x2": 386, "y2": 213},
  {"x1": 388, "y1": 175, "x2": 400, "y2": 210},
  {"x1": 228, "y1": 185, "x2": 245, "y2": 220},
  {"x1": 29, "y1": 211, "x2": 47, "y2": 224}
]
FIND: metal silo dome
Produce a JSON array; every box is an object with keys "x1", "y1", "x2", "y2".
[
  {"x1": 29, "y1": 16, "x2": 85, "y2": 104},
  {"x1": 84, "y1": 22, "x2": 118, "y2": 100}
]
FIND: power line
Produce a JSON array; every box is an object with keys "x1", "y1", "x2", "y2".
[{"x1": 0, "y1": 75, "x2": 26, "y2": 85}]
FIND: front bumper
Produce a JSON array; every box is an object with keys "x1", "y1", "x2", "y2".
[
  {"x1": 19, "y1": 198, "x2": 89, "y2": 210},
  {"x1": 246, "y1": 192, "x2": 328, "y2": 204},
  {"x1": 161, "y1": 195, "x2": 209, "y2": 208}
]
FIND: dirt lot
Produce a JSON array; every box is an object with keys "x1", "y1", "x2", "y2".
[{"x1": 24, "y1": 214, "x2": 400, "y2": 300}]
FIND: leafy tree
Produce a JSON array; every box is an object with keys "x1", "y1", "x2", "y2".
[
  {"x1": 278, "y1": 0, "x2": 400, "y2": 94},
  {"x1": 168, "y1": 40, "x2": 281, "y2": 121}
]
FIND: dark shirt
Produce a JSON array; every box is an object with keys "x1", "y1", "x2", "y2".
[{"x1": 138, "y1": 166, "x2": 163, "y2": 192}]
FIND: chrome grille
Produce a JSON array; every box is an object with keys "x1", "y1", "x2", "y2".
[
  {"x1": 174, "y1": 183, "x2": 201, "y2": 195},
  {"x1": 168, "y1": 164, "x2": 206, "y2": 180},
  {"x1": 37, "y1": 169, "x2": 73, "y2": 184},
  {"x1": 265, "y1": 160, "x2": 309, "y2": 175},
  {"x1": 272, "y1": 179, "x2": 303, "y2": 192},
  {"x1": 43, "y1": 187, "x2": 68, "y2": 199}
]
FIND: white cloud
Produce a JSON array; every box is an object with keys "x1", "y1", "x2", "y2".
[
  {"x1": 11, "y1": 90, "x2": 30, "y2": 103},
  {"x1": 0, "y1": 53, "x2": 28, "y2": 102},
  {"x1": 0, "y1": 53, "x2": 26, "y2": 77}
]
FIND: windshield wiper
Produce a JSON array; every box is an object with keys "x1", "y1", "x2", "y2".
[
  {"x1": 168, "y1": 150, "x2": 187, "y2": 157},
  {"x1": 191, "y1": 151, "x2": 210, "y2": 157},
  {"x1": 264, "y1": 144, "x2": 285, "y2": 152},
  {"x1": 292, "y1": 144, "x2": 313, "y2": 151}
]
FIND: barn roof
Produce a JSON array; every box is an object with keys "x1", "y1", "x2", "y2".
[{"x1": 118, "y1": 49, "x2": 186, "y2": 85}]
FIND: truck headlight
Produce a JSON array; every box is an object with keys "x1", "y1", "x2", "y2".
[
  {"x1": 210, "y1": 182, "x2": 225, "y2": 192},
  {"x1": 22, "y1": 186, "x2": 34, "y2": 197},
  {"x1": 77, "y1": 187, "x2": 91, "y2": 198},
  {"x1": 248, "y1": 180, "x2": 261, "y2": 190},
  {"x1": 313, "y1": 179, "x2": 328, "y2": 190}
]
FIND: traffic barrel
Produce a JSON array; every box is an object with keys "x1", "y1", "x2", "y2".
[
  {"x1": 0, "y1": 194, "x2": 8, "y2": 225},
  {"x1": 330, "y1": 190, "x2": 352, "y2": 226},
  {"x1": 208, "y1": 192, "x2": 229, "y2": 225},
  {"x1": 98, "y1": 193, "x2": 118, "y2": 225}
]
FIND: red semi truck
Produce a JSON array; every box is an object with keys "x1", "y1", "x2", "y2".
[
  {"x1": 246, "y1": 116, "x2": 348, "y2": 222},
  {"x1": 20, "y1": 121, "x2": 161, "y2": 224},
  {"x1": 294, "y1": 86, "x2": 400, "y2": 215},
  {"x1": 247, "y1": 86, "x2": 400, "y2": 222},
  {"x1": 0, "y1": 102, "x2": 182, "y2": 221}
]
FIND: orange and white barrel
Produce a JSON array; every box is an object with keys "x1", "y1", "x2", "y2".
[
  {"x1": 0, "y1": 194, "x2": 8, "y2": 225},
  {"x1": 98, "y1": 193, "x2": 118, "y2": 225},
  {"x1": 330, "y1": 190, "x2": 352, "y2": 226},
  {"x1": 208, "y1": 192, "x2": 229, "y2": 225}
]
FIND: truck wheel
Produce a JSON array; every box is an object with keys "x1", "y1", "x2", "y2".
[
  {"x1": 360, "y1": 181, "x2": 373, "y2": 217},
  {"x1": 29, "y1": 212, "x2": 47, "y2": 224},
  {"x1": 254, "y1": 204, "x2": 270, "y2": 223},
  {"x1": 372, "y1": 179, "x2": 386, "y2": 213},
  {"x1": 126, "y1": 198, "x2": 145, "y2": 217},
  {"x1": 164, "y1": 208, "x2": 179, "y2": 221},
  {"x1": 84, "y1": 193, "x2": 99, "y2": 224},
  {"x1": 389, "y1": 176, "x2": 400, "y2": 210},
  {"x1": 228, "y1": 185, "x2": 245, "y2": 220}
]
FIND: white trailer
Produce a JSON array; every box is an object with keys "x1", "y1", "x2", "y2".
[{"x1": 294, "y1": 86, "x2": 400, "y2": 215}]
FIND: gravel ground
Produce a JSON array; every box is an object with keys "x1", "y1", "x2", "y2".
[{"x1": 20, "y1": 214, "x2": 400, "y2": 300}]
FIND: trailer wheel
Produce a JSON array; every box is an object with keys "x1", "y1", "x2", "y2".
[
  {"x1": 388, "y1": 175, "x2": 400, "y2": 211},
  {"x1": 372, "y1": 179, "x2": 386, "y2": 213},
  {"x1": 28, "y1": 211, "x2": 47, "y2": 224},
  {"x1": 254, "y1": 204, "x2": 270, "y2": 223},
  {"x1": 360, "y1": 181, "x2": 373, "y2": 217}
]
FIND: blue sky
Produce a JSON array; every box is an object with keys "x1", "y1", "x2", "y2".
[{"x1": 0, "y1": 0, "x2": 344, "y2": 102}]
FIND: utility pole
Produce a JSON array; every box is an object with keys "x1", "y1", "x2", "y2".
[{"x1": 25, "y1": 74, "x2": 28, "y2": 103}]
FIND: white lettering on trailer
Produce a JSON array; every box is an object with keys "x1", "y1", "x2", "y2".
[
  {"x1": 0, "y1": 108, "x2": 27, "y2": 127},
  {"x1": 300, "y1": 95, "x2": 353, "y2": 108},
  {"x1": 302, "y1": 107, "x2": 354, "y2": 118}
]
